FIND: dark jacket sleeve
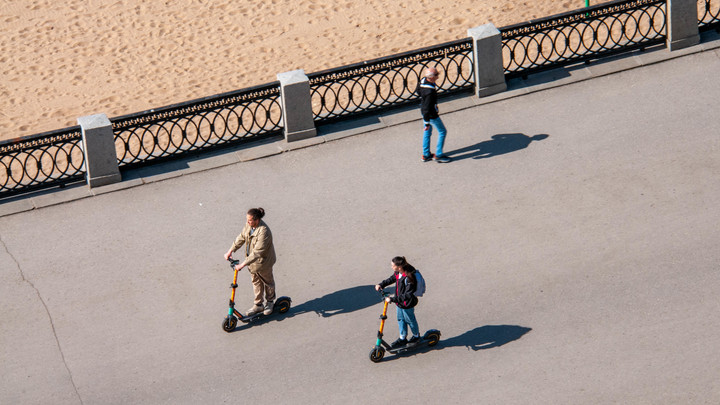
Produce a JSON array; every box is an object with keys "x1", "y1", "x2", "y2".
[{"x1": 378, "y1": 273, "x2": 398, "y2": 289}]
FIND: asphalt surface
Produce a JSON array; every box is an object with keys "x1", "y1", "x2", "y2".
[{"x1": 1, "y1": 43, "x2": 719, "y2": 404}]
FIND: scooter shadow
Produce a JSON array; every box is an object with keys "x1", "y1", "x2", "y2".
[
  {"x1": 229, "y1": 285, "x2": 379, "y2": 332},
  {"x1": 289, "y1": 285, "x2": 379, "y2": 318},
  {"x1": 441, "y1": 325, "x2": 532, "y2": 351},
  {"x1": 379, "y1": 325, "x2": 531, "y2": 362}
]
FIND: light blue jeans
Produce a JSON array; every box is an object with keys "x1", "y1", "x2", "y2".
[
  {"x1": 397, "y1": 306, "x2": 420, "y2": 340},
  {"x1": 422, "y1": 117, "x2": 447, "y2": 157}
]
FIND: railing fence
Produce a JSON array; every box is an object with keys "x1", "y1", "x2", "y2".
[
  {"x1": 308, "y1": 39, "x2": 474, "y2": 125},
  {"x1": 1, "y1": 0, "x2": 715, "y2": 199}
]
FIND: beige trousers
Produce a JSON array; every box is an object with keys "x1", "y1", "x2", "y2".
[{"x1": 250, "y1": 266, "x2": 276, "y2": 305}]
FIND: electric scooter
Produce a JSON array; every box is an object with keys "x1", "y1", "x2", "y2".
[
  {"x1": 369, "y1": 290, "x2": 440, "y2": 362},
  {"x1": 222, "y1": 258, "x2": 292, "y2": 332}
]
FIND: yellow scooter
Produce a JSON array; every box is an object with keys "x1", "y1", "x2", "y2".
[
  {"x1": 369, "y1": 289, "x2": 440, "y2": 362},
  {"x1": 222, "y1": 258, "x2": 291, "y2": 332}
]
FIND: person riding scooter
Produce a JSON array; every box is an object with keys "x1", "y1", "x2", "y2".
[
  {"x1": 375, "y1": 256, "x2": 420, "y2": 348},
  {"x1": 224, "y1": 207, "x2": 277, "y2": 316}
]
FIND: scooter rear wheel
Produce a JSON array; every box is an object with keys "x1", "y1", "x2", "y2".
[
  {"x1": 425, "y1": 331, "x2": 441, "y2": 346},
  {"x1": 369, "y1": 347, "x2": 385, "y2": 363},
  {"x1": 222, "y1": 316, "x2": 238, "y2": 332},
  {"x1": 275, "y1": 298, "x2": 291, "y2": 314}
]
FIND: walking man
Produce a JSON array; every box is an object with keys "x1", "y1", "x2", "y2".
[{"x1": 417, "y1": 67, "x2": 451, "y2": 163}]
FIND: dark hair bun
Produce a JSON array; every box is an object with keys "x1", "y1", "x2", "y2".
[{"x1": 247, "y1": 207, "x2": 265, "y2": 219}]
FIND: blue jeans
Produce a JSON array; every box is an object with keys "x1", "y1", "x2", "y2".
[
  {"x1": 422, "y1": 117, "x2": 447, "y2": 157},
  {"x1": 397, "y1": 306, "x2": 420, "y2": 339}
]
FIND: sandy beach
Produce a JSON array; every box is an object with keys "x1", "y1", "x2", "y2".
[{"x1": 0, "y1": 0, "x2": 580, "y2": 141}]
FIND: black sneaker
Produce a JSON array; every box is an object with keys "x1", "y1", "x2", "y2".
[
  {"x1": 407, "y1": 336, "x2": 420, "y2": 345},
  {"x1": 434, "y1": 155, "x2": 451, "y2": 163},
  {"x1": 391, "y1": 338, "x2": 408, "y2": 348},
  {"x1": 421, "y1": 153, "x2": 435, "y2": 162}
]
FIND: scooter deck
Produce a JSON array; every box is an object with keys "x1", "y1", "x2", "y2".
[
  {"x1": 239, "y1": 312, "x2": 264, "y2": 323},
  {"x1": 237, "y1": 308, "x2": 279, "y2": 323},
  {"x1": 236, "y1": 296, "x2": 292, "y2": 323},
  {"x1": 388, "y1": 338, "x2": 433, "y2": 354}
]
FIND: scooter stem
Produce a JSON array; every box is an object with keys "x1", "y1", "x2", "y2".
[
  {"x1": 228, "y1": 267, "x2": 239, "y2": 317},
  {"x1": 376, "y1": 300, "x2": 389, "y2": 346}
]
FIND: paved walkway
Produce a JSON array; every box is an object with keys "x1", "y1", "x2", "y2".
[{"x1": 1, "y1": 33, "x2": 719, "y2": 404}]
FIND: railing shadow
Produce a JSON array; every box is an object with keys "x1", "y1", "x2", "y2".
[{"x1": 445, "y1": 133, "x2": 548, "y2": 162}]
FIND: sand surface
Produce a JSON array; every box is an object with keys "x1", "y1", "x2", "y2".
[{"x1": 0, "y1": 0, "x2": 580, "y2": 141}]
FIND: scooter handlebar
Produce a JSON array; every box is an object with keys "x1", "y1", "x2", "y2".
[{"x1": 228, "y1": 258, "x2": 241, "y2": 267}]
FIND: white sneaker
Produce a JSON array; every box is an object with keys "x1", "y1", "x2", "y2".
[
  {"x1": 247, "y1": 304, "x2": 263, "y2": 316},
  {"x1": 263, "y1": 301, "x2": 274, "y2": 315}
]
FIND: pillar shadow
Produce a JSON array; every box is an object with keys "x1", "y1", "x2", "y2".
[{"x1": 445, "y1": 133, "x2": 549, "y2": 162}]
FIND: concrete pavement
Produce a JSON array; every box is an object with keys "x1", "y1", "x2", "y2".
[{"x1": 1, "y1": 34, "x2": 719, "y2": 404}]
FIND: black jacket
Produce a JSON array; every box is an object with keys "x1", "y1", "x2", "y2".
[
  {"x1": 417, "y1": 77, "x2": 439, "y2": 121},
  {"x1": 379, "y1": 271, "x2": 418, "y2": 309}
]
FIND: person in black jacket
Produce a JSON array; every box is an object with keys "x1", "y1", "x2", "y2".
[
  {"x1": 417, "y1": 67, "x2": 451, "y2": 163},
  {"x1": 375, "y1": 256, "x2": 421, "y2": 347}
]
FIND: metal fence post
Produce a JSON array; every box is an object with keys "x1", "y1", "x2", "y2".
[
  {"x1": 77, "y1": 113, "x2": 121, "y2": 188},
  {"x1": 667, "y1": 0, "x2": 701, "y2": 50},
  {"x1": 277, "y1": 70, "x2": 317, "y2": 142},
  {"x1": 468, "y1": 24, "x2": 507, "y2": 97}
]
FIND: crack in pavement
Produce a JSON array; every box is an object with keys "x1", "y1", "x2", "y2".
[{"x1": 0, "y1": 233, "x2": 84, "y2": 405}]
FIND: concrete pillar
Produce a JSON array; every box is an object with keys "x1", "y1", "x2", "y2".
[
  {"x1": 77, "y1": 113, "x2": 121, "y2": 188},
  {"x1": 468, "y1": 24, "x2": 507, "y2": 97},
  {"x1": 667, "y1": 0, "x2": 700, "y2": 51},
  {"x1": 277, "y1": 70, "x2": 317, "y2": 142}
]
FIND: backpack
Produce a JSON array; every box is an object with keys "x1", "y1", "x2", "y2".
[{"x1": 414, "y1": 270, "x2": 426, "y2": 297}]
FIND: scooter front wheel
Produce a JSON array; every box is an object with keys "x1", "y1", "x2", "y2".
[
  {"x1": 369, "y1": 347, "x2": 385, "y2": 363},
  {"x1": 222, "y1": 316, "x2": 238, "y2": 332}
]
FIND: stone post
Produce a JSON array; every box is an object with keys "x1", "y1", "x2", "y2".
[
  {"x1": 667, "y1": 0, "x2": 700, "y2": 51},
  {"x1": 77, "y1": 113, "x2": 121, "y2": 188},
  {"x1": 277, "y1": 70, "x2": 317, "y2": 142},
  {"x1": 468, "y1": 24, "x2": 507, "y2": 97}
]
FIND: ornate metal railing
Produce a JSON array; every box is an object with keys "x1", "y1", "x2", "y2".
[
  {"x1": 698, "y1": 0, "x2": 720, "y2": 31},
  {"x1": 8, "y1": 0, "x2": 720, "y2": 200},
  {"x1": 501, "y1": 0, "x2": 667, "y2": 78},
  {"x1": 0, "y1": 127, "x2": 85, "y2": 197},
  {"x1": 111, "y1": 82, "x2": 283, "y2": 169},
  {"x1": 308, "y1": 39, "x2": 474, "y2": 125}
]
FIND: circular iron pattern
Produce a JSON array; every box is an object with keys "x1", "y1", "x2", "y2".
[
  {"x1": 698, "y1": 0, "x2": 720, "y2": 31},
  {"x1": 501, "y1": 0, "x2": 667, "y2": 78},
  {"x1": 4, "y1": 0, "x2": 715, "y2": 199},
  {"x1": 308, "y1": 40, "x2": 474, "y2": 125},
  {"x1": 111, "y1": 84, "x2": 283, "y2": 168},
  {"x1": 0, "y1": 128, "x2": 85, "y2": 197}
]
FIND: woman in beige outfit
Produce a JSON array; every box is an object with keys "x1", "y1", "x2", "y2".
[{"x1": 224, "y1": 207, "x2": 277, "y2": 316}]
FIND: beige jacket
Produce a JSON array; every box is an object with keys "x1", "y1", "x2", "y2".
[{"x1": 230, "y1": 220, "x2": 276, "y2": 273}]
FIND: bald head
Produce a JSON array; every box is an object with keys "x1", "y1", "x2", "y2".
[{"x1": 425, "y1": 67, "x2": 439, "y2": 83}]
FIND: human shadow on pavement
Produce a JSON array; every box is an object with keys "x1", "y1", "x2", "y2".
[
  {"x1": 228, "y1": 285, "x2": 379, "y2": 332},
  {"x1": 441, "y1": 325, "x2": 532, "y2": 351},
  {"x1": 377, "y1": 324, "x2": 532, "y2": 362},
  {"x1": 445, "y1": 133, "x2": 549, "y2": 162},
  {"x1": 289, "y1": 285, "x2": 380, "y2": 318}
]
